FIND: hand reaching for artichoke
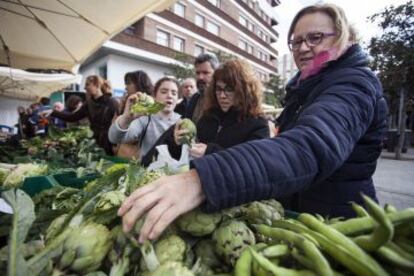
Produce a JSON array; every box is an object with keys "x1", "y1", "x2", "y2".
[
  {"x1": 190, "y1": 143, "x2": 207, "y2": 158},
  {"x1": 118, "y1": 169, "x2": 205, "y2": 243}
]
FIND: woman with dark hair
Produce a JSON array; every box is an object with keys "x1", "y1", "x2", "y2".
[
  {"x1": 121, "y1": 70, "x2": 154, "y2": 112},
  {"x1": 109, "y1": 77, "x2": 180, "y2": 161},
  {"x1": 42, "y1": 75, "x2": 119, "y2": 155},
  {"x1": 114, "y1": 71, "x2": 154, "y2": 158}
]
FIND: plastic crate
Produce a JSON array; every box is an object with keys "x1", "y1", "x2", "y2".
[
  {"x1": 53, "y1": 171, "x2": 98, "y2": 189},
  {"x1": 21, "y1": 175, "x2": 58, "y2": 196},
  {"x1": 103, "y1": 155, "x2": 130, "y2": 164}
]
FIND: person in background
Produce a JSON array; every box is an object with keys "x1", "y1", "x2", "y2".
[
  {"x1": 29, "y1": 97, "x2": 51, "y2": 135},
  {"x1": 184, "y1": 53, "x2": 219, "y2": 124},
  {"x1": 108, "y1": 77, "x2": 180, "y2": 161},
  {"x1": 50, "y1": 102, "x2": 66, "y2": 129},
  {"x1": 114, "y1": 70, "x2": 154, "y2": 158},
  {"x1": 64, "y1": 95, "x2": 87, "y2": 127},
  {"x1": 175, "y1": 78, "x2": 196, "y2": 116},
  {"x1": 121, "y1": 70, "x2": 154, "y2": 113},
  {"x1": 42, "y1": 75, "x2": 119, "y2": 155},
  {"x1": 118, "y1": 3, "x2": 388, "y2": 243}
]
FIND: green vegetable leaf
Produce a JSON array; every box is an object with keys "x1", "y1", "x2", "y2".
[{"x1": 2, "y1": 189, "x2": 35, "y2": 276}]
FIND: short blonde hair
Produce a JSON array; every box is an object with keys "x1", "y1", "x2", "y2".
[{"x1": 288, "y1": 3, "x2": 359, "y2": 51}]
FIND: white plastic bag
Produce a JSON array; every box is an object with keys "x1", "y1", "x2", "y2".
[{"x1": 147, "y1": 144, "x2": 191, "y2": 173}]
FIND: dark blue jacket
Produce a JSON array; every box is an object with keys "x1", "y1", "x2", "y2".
[{"x1": 192, "y1": 45, "x2": 388, "y2": 218}]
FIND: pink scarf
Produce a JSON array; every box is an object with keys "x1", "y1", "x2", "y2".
[{"x1": 298, "y1": 44, "x2": 352, "y2": 82}]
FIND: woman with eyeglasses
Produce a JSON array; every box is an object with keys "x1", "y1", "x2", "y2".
[
  {"x1": 118, "y1": 3, "x2": 388, "y2": 243},
  {"x1": 142, "y1": 59, "x2": 269, "y2": 164}
]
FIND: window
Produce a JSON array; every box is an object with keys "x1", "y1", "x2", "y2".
[
  {"x1": 247, "y1": 21, "x2": 254, "y2": 32},
  {"x1": 194, "y1": 44, "x2": 204, "y2": 56},
  {"x1": 247, "y1": 44, "x2": 253, "y2": 54},
  {"x1": 156, "y1": 29, "x2": 169, "y2": 47},
  {"x1": 239, "y1": 15, "x2": 247, "y2": 27},
  {"x1": 195, "y1": 13, "x2": 204, "y2": 27},
  {"x1": 206, "y1": 21, "x2": 219, "y2": 35},
  {"x1": 258, "y1": 51, "x2": 268, "y2": 62},
  {"x1": 239, "y1": 40, "x2": 247, "y2": 50},
  {"x1": 173, "y1": 2, "x2": 185, "y2": 17},
  {"x1": 98, "y1": 64, "x2": 107, "y2": 79},
  {"x1": 173, "y1": 36, "x2": 185, "y2": 52},
  {"x1": 208, "y1": 0, "x2": 220, "y2": 7}
]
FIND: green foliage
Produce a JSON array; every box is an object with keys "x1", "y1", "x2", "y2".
[
  {"x1": 264, "y1": 74, "x2": 285, "y2": 107},
  {"x1": 168, "y1": 52, "x2": 194, "y2": 81},
  {"x1": 368, "y1": 1, "x2": 414, "y2": 113}
]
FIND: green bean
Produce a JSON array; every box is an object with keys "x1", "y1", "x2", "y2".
[
  {"x1": 261, "y1": 244, "x2": 289, "y2": 258},
  {"x1": 272, "y1": 220, "x2": 385, "y2": 276},
  {"x1": 298, "y1": 214, "x2": 389, "y2": 276},
  {"x1": 291, "y1": 247, "x2": 314, "y2": 269},
  {"x1": 376, "y1": 245, "x2": 414, "y2": 271},
  {"x1": 234, "y1": 243, "x2": 267, "y2": 276},
  {"x1": 384, "y1": 204, "x2": 397, "y2": 214},
  {"x1": 386, "y1": 241, "x2": 414, "y2": 262},
  {"x1": 331, "y1": 208, "x2": 414, "y2": 236},
  {"x1": 354, "y1": 195, "x2": 394, "y2": 251},
  {"x1": 350, "y1": 201, "x2": 369, "y2": 217},
  {"x1": 256, "y1": 225, "x2": 333, "y2": 276},
  {"x1": 249, "y1": 247, "x2": 316, "y2": 276}
]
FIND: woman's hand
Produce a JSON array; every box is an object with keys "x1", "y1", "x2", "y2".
[
  {"x1": 118, "y1": 169, "x2": 205, "y2": 242},
  {"x1": 190, "y1": 143, "x2": 207, "y2": 158},
  {"x1": 118, "y1": 93, "x2": 143, "y2": 129},
  {"x1": 174, "y1": 121, "x2": 190, "y2": 145}
]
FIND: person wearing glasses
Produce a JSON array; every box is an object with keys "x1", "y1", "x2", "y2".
[
  {"x1": 118, "y1": 3, "x2": 388, "y2": 243},
  {"x1": 142, "y1": 59, "x2": 269, "y2": 165}
]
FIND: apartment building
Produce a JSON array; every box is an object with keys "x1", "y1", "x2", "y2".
[{"x1": 80, "y1": 0, "x2": 280, "y2": 97}]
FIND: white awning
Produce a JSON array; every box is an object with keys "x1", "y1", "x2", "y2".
[
  {"x1": 0, "y1": 0, "x2": 176, "y2": 73},
  {"x1": 0, "y1": 67, "x2": 81, "y2": 100}
]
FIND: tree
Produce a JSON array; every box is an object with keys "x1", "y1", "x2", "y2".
[
  {"x1": 368, "y1": 1, "x2": 414, "y2": 158},
  {"x1": 168, "y1": 52, "x2": 194, "y2": 81},
  {"x1": 264, "y1": 74, "x2": 285, "y2": 107}
]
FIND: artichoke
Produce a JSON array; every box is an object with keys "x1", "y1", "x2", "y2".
[
  {"x1": 212, "y1": 220, "x2": 256, "y2": 266},
  {"x1": 52, "y1": 187, "x2": 81, "y2": 210},
  {"x1": 141, "y1": 234, "x2": 187, "y2": 272},
  {"x1": 155, "y1": 235, "x2": 187, "y2": 264},
  {"x1": 130, "y1": 94, "x2": 165, "y2": 115},
  {"x1": 0, "y1": 167, "x2": 10, "y2": 185},
  {"x1": 177, "y1": 119, "x2": 197, "y2": 145},
  {"x1": 60, "y1": 223, "x2": 112, "y2": 274},
  {"x1": 242, "y1": 200, "x2": 283, "y2": 226},
  {"x1": 194, "y1": 239, "x2": 224, "y2": 270},
  {"x1": 176, "y1": 209, "x2": 222, "y2": 237},
  {"x1": 94, "y1": 190, "x2": 126, "y2": 213},
  {"x1": 149, "y1": 261, "x2": 194, "y2": 276},
  {"x1": 129, "y1": 170, "x2": 164, "y2": 194},
  {"x1": 3, "y1": 163, "x2": 48, "y2": 188}
]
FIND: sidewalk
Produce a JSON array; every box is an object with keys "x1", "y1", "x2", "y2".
[{"x1": 373, "y1": 147, "x2": 414, "y2": 210}]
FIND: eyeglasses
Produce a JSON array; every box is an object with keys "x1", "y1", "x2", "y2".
[
  {"x1": 288, "y1": 32, "x2": 336, "y2": 51},
  {"x1": 215, "y1": 85, "x2": 234, "y2": 97}
]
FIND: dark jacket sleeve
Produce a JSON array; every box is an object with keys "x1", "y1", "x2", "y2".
[
  {"x1": 192, "y1": 75, "x2": 378, "y2": 212},
  {"x1": 51, "y1": 103, "x2": 88, "y2": 122}
]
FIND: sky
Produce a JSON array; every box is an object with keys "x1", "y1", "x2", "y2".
[{"x1": 274, "y1": 0, "x2": 409, "y2": 57}]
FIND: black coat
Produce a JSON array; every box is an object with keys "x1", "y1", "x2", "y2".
[
  {"x1": 52, "y1": 94, "x2": 119, "y2": 155},
  {"x1": 141, "y1": 108, "x2": 269, "y2": 166},
  {"x1": 196, "y1": 108, "x2": 270, "y2": 154},
  {"x1": 192, "y1": 45, "x2": 388, "y2": 218}
]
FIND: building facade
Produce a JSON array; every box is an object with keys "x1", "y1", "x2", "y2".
[{"x1": 80, "y1": 0, "x2": 280, "y2": 97}]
